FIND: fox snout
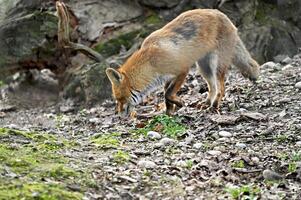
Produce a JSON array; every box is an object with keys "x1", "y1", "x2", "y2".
[{"x1": 116, "y1": 102, "x2": 133, "y2": 118}]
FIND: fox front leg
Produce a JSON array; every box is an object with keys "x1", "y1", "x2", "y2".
[{"x1": 164, "y1": 72, "x2": 187, "y2": 115}]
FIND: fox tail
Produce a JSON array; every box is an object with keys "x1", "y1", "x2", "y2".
[{"x1": 232, "y1": 37, "x2": 260, "y2": 82}]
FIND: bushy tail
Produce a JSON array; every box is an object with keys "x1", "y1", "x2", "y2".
[{"x1": 233, "y1": 37, "x2": 260, "y2": 82}]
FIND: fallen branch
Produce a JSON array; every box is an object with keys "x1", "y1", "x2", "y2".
[{"x1": 56, "y1": 1, "x2": 103, "y2": 62}]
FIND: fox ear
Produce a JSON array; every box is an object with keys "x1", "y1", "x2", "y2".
[{"x1": 106, "y1": 68, "x2": 122, "y2": 85}]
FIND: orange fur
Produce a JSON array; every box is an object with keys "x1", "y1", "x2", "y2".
[{"x1": 106, "y1": 9, "x2": 260, "y2": 116}]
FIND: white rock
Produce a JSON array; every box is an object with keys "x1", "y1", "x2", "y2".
[
  {"x1": 282, "y1": 64, "x2": 293, "y2": 71},
  {"x1": 5, "y1": 124, "x2": 18, "y2": 129},
  {"x1": 159, "y1": 138, "x2": 176, "y2": 146},
  {"x1": 193, "y1": 143, "x2": 203, "y2": 149},
  {"x1": 261, "y1": 61, "x2": 276, "y2": 68},
  {"x1": 207, "y1": 150, "x2": 222, "y2": 156},
  {"x1": 138, "y1": 160, "x2": 157, "y2": 169},
  {"x1": 175, "y1": 160, "x2": 187, "y2": 167},
  {"x1": 178, "y1": 142, "x2": 188, "y2": 147},
  {"x1": 295, "y1": 82, "x2": 301, "y2": 89},
  {"x1": 281, "y1": 56, "x2": 292, "y2": 64},
  {"x1": 147, "y1": 131, "x2": 161, "y2": 140},
  {"x1": 235, "y1": 143, "x2": 247, "y2": 149},
  {"x1": 217, "y1": 137, "x2": 230, "y2": 143},
  {"x1": 191, "y1": 79, "x2": 199, "y2": 87},
  {"x1": 218, "y1": 131, "x2": 232, "y2": 138},
  {"x1": 251, "y1": 157, "x2": 260, "y2": 164},
  {"x1": 89, "y1": 117, "x2": 101, "y2": 123},
  {"x1": 273, "y1": 54, "x2": 287, "y2": 63},
  {"x1": 184, "y1": 135, "x2": 195, "y2": 145},
  {"x1": 263, "y1": 169, "x2": 282, "y2": 181},
  {"x1": 296, "y1": 141, "x2": 301, "y2": 146}
]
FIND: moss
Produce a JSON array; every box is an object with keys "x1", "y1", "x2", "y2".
[
  {"x1": 0, "y1": 144, "x2": 66, "y2": 175},
  {"x1": 132, "y1": 114, "x2": 186, "y2": 138},
  {"x1": 145, "y1": 14, "x2": 162, "y2": 26},
  {"x1": 45, "y1": 165, "x2": 79, "y2": 180},
  {"x1": 113, "y1": 150, "x2": 130, "y2": 164},
  {"x1": 0, "y1": 182, "x2": 83, "y2": 200},
  {"x1": 91, "y1": 133, "x2": 121, "y2": 149},
  {"x1": 94, "y1": 30, "x2": 140, "y2": 57},
  {"x1": 0, "y1": 128, "x2": 88, "y2": 199},
  {"x1": 255, "y1": 1, "x2": 277, "y2": 24}
]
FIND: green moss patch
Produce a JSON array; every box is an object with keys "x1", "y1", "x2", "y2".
[
  {"x1": 94, "y1": 30, "x2": 141, "y2": 57},
  {"x1": 133, "y1": 114, "x2": 186, "y2": 138},
  {"x1": 0, "y1": 182, "x2": 83, "y2": 200},
  {"x1": 0, "y1": 128, "x2": 90, "y2": 199},
  {"x1": 91, "y1": 132, "x2": 121, "y2": 149}
]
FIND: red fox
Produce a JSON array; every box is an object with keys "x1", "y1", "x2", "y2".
[{"x1": 106, "y1": 9, "x2": 260, "y2": 116}]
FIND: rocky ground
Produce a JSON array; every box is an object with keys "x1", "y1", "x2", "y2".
[{"x1": 1, "y1": 54, "x2": 301, "y2": 199}]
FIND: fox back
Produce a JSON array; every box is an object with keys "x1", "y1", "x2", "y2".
[{"x1": 106, "y1": 9, "x2": 260, "y2": 116}]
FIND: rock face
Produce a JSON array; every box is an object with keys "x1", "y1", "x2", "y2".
[
  {"x1": 139, "y1": 0, "x2": 182, "y2": 8},
  {"x1": 0, "y1": 1, "x2": 58, "y2": 74},
  {"x1": 69, "y1": 0, "x2": 142, "y2": 41}
]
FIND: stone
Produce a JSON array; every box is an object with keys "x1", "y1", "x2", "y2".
[
  {"x1": 207, "y1": 150, "x2": 222, "y2": 156},
  {"x1": 147, "y1": 131, "x2": 161, "y2": 140},
  {"x1": 235, "y1": 143, "x2": 247, "y2": 149},
  {"x1": 159, "y1": 138, "x2": 176, "y2": 146},
  {"x1": 139, "y1": 0, "x2": 181, "y2": 8},
  {"x1": 274, "y1": 55, "x2": 288, "y2": 63},
  {"x1": 193, "y1": 143, "x2": 203, "y2": 150},
  {"x1": 296, "y1": 141, "x2": 301, "y2": 146},
  {"x1": 241, "y1": 112, "x2": 267, "y2": 121},
  {"x1": 261, "y1": 61, "x2": 276, "y2": 69},
  {"x1": 263, "y1": 169, "x2": 283, "y2": 181},
  {"x1": 89, "y1": 118, "x2": 101, "y2": 124},
  {"x1": 295, "y1": 82, "x2": 301, "y2": 89},
  {"x1": 281, "y1": 56, "x2": 292, "y2": 64},
  {"x1": 184, "y1": 135, "x2": 195, "y2": 145},
  {"x1": 282, "y1": 64, "x2": 293, "y2": 71},
  {"x1": 137, "y1": 160, "x2": 156, "y2": 169},
  {"x1": 251, "y1": 157, "x2": 260, "y2": 164},
  {"x1": 175, "y1": 160, "x2": 187, "y2": 168},
  {"x1": 218, "y1": 131, "x2": 232, "y2": 138}
]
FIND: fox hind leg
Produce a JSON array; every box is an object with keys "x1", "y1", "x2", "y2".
[
  {"x1": 164, "y1": 71, "x2": 188, "y2": 115},
  {"x1": 197, "y1": 52, "x2": 219, "y2": 109},
  {"x1": 212, "y1": 68, "x2": 227, "y2": 109}
]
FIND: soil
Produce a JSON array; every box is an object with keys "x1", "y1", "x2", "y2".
[{"x1": 0, "y1": 54, "x2": 301, "y2": 199}]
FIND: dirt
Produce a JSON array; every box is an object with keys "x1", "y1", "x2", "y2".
[{"x1": 0, "y1": 54, "x2": 301, "y2": 199}]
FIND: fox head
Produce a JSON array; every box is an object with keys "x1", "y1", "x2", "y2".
[{"x1": 106, "y1": 68, "x2": 134, "y2": 117}]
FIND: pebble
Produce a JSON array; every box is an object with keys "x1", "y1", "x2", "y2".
[
  {"x1": 217, "y1": 138, "x2": 230, "y2": 143},
  {"x1": 273, "y1": 54, "x2": 287, "y2": 63},
  {"x1": 263, "y1": 169, "x2": 283, "y2": 181},
  {"x1": 281, "y1": 56, "x2": 292, "y2": 64},
  {"x1": 89, "y1": 117, "x2": 101, "y2": 124},
  {"x1": 184, "y1": 135, "x2": 195, "y2": 145},
  {"x1": 175, "y1": 160, "x2": 187, "y2": 167},
  {"x1": 261, "y1": 61, "x2": 276, "y2": 69},
  {"x1": 59, "y1": 105, "x2": 74, "y2": 113},
  {"x1": 5, "y1": 124, "x2": 18, "y2": 129},
  {"x1": 218, "y1": 131, "x2": 232, "y2": 138},
  {"x1": 235, "y1": 143, "x2": 247, "y2": 149},
  {"x1": 193, "y1": 143, "x2": 203, "y2": 150},
  {"x1": 207, "y1": 150, "x2": 222, "y2": 156},
  {"x1": 178, "y1": 142, "x2": 187, "y2": 147},
  {"x1": 282, "y1": 64, "x2": 293, "y2": 71},
  {"x1": 296, "y1": 141, "x2": 301, "y2": 146},
  {"x1": 137, "y1": 160, "x2": 157, "y2": 169},
  {"x1": 295, "y1": 82, "x2": 301, "y2": 89},
  {"x1": 159, "y1": 138, "x2": 176, "y2": 146},
  {"x1": 251, "y1": 157, "x2": 260, "y2": 164},
  {"x1": 147, "y1": 131, "x2": 161, "y2": 140}
]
